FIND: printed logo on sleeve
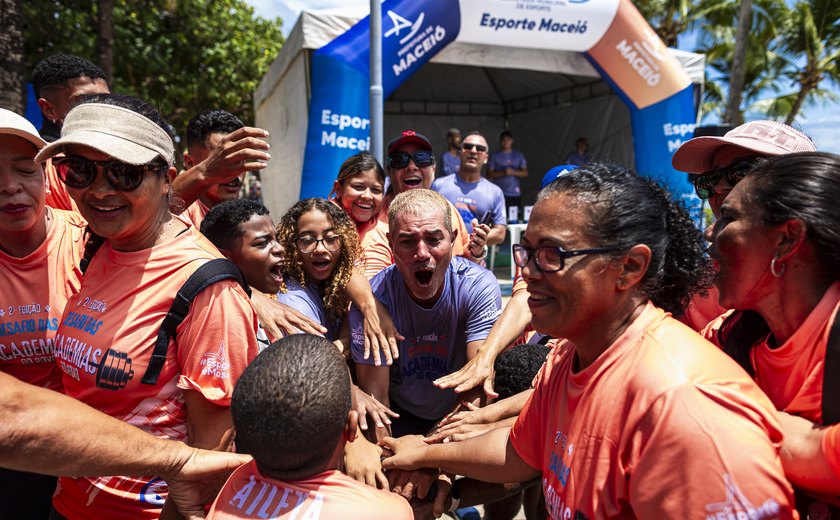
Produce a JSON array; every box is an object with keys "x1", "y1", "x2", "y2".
[
  {"x1": 704, "y1": 474, "x2": 781, "y2": 520},
  {"x1": 200, "y1": 342, "x2": 230, "y2": 379}
]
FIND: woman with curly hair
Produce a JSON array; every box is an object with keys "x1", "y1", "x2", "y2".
[
  {"x1": 277, "y1": 198, "x2": 361, "y2": 340},
  {"x1": 382, "y1": 164, "x2": 797, "y2": 519}
]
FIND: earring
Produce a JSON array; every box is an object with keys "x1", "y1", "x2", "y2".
[{"x1": 770, "y1": 257, "x2": 786, "y2": 278}]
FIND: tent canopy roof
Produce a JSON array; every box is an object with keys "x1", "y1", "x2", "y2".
[{"x1": 255, "y1": 7, "x2": 704, "y2": 111}]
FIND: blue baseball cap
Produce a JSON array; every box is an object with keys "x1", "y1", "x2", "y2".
[{"x1": 540, "y1": 164, "x2": 579, "y2": 189}]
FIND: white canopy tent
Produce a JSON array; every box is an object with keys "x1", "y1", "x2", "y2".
[{"x1": 254, "y1": 6, "x2": 705, "y2": 215}]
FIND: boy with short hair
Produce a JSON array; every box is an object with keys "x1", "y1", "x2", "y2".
[{"x1": 206, "y1": 335, "x2": 412, "y2": 519}]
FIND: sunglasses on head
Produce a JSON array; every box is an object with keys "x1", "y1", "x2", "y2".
[
  {"x1": 462, "y1": 143, "x2": 487, "y2": 152},
  {"x1": 692, "y1": 158, "x2": 760, "y2": 200},
  {"x1": 388, "y1": 150, "x2": 434, "y2": 169},
  {"x1": 53, "y1": 156, "x2": 166, "y2": 191}
]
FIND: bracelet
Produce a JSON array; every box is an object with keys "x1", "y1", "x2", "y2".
[{"x1": 470, "y1": 245, "x2": 488, "y2": 260}]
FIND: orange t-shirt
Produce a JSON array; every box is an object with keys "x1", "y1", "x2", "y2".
[
  {"x1": 0, "y1": 208, "x2": 85, "y2": 390},
  {"x1": 510, "y1": 303, "x2": 795, "y2": 519},
  {"x1": 44, "y1": 157, "x2": 80, "y2": 213},
  {"x1": 358, "y1": 218, "x2": 393, "y2": 279},
  {"x1": 824, "y1": 425, "x2": 840, "y2": 479},
  {"x1": 207, "y1": 461, "x2": 413, "y2": 520},
  {"x1": 679, "y1": 285, "x2": 726, "y2": 332},
  {"x1": 380, "y1": 196, "x2": 471, "y2": 257},
  {"x1": 51, "y1": 219, "x2": 261, "y2": 520},
  {"x1": 183, "y1": 199, "x2": 211, "y2": 229}
]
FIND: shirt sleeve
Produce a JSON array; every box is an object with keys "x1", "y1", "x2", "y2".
[
  {"x1": 362, "y1": 225, "x2": 394, "y2": 279},
  {"x1": 277, "y1": 288, "x2": 323, "y2": 328},
  {"x1": 628, "y1": 384, "x2": 796, "y2": 518},
  {"x1": 349, "y1": 304, "x2": 373, "y2": 365},
  {"x1": 509, "y1": 360, "x2": 550, "y2": 470},
  {"x1": 175, "y1": 282, "x2": 260, "y2": 406},
  {"x1": 465, "y1": 271, "x2": 502, "y2": 343}
]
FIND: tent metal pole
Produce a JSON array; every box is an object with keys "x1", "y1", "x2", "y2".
[{"x1": 369, "y1": 0, "x2": 384, "y2": 165}]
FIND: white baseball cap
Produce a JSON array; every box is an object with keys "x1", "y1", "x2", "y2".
[{"x1": 0, "y1": 108, "x2": 46, "y2": 150}]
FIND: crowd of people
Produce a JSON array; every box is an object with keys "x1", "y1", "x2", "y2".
[{"x1": 0, "y1": 52, "x2": 838, "y2": 520}]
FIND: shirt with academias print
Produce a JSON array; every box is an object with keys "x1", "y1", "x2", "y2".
[
  {"x1": 350, "y1": 256, "x2": 501, "y2": 421},
  {"x1": 51, "y1": 218, "x2": 260, "y2": 520},
  {"x1": 207, "y1": 461, "x2": 413, "y2": 520},
  {"x1": 0, "y1": 208, "x2": 85, "y2": 390},
  {"x1": 512, "y1": 303, "x2": 795, "y2": 520}
]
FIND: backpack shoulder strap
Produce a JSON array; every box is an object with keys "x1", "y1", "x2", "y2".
[
  {"x1": 141, "y1": 258, "x2": 251, "y2": 386},
  {"x1": 822, "y1": 305, "x2": 840, "y2": 424}
]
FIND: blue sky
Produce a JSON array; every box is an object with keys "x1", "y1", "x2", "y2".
[{"x1": 245, "y1": 0, "x2": 839, "y2": 152}]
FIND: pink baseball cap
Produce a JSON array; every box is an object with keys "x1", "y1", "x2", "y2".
[{"x1": 672, "y1": 120, "x2": 816, "y2": 173}]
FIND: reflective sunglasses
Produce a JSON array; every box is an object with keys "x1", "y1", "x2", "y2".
[
  {"x1": 692, "y1": 158, "x2": 759, "y2": 200},
  {"x1": 462, "y1": 143, "x2": 488, "y2": 152},
  {"x1": 53, "y1": 156, "x2": 165, "y2": 191},
  {"x1": 512, "y1": 244, "x2": 616, "y2": 272},
  {"x1": 388, "y1": 150, "x2": 434, "y2": 169},
  {"x1": 296, "y1": 235, "x2": 342, "y2": 254}
]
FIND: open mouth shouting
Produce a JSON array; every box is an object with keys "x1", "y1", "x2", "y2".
[
  {"x1": 413, "y1": 266, "x2": 435, "y2": 287},
  {"x1": 402, "y1": 174, "x2": 424, "y2": 189}
]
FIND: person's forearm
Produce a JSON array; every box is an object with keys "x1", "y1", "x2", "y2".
[
  {"x1": 487, "y1": 226, "x2": 506, "y2": 246},
  {"x1": 421, "y1": 427, "x2": 538, "y2": 483},
  {"x1": 171, "y1": 164, "x2": 209, "y2": 210},
  {"x1": 479, "y1": 391, "x2": 533, "y2": 423},
  {"x1": 779, "y1": 413, "x2": 840, "y2": 493},
  {"x1": 479, "y1": 289, "x2": 531, "y2": 361},
  {"x1": 0, "y1": 373, "x2": 188, "y2": 477},
  {"x1": 346, "y1": 270, "x2": 376, "y2": 311},
  {"x1": 487, "y1": 169, "x2": 503, "y2": 180},
  {"x1": 514, "y1": 168, "x2": 528, "y2": 178}
]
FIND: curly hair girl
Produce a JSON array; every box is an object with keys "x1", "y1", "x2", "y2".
[{"x1": 277, "y1": 198, "x2": 361, "y2": 321}]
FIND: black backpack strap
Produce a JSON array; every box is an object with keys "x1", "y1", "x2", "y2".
[
  {"x1": 141, "y1": 259, "x2": 251, "y2": 386},
  {"x1": 822, "y1": 306, "x2": 840, "y2": 424}
]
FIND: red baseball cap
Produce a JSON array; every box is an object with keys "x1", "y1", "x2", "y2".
[
  {"x1": 387, "y1": 130, "x2": 432, "y2": 154},
  {"x1": 672, "y1": 120, "x2": 816, "y2": 173}
]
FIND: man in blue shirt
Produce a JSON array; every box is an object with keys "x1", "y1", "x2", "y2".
[
  {"x1": 432, "y1": 132, "x2": 507, "y2": 248},
  {"x1": 350, "y1": 189, "x2": 502, "y2": 436},
  {"x1": 487, "y1": 130, "x2": 528, "y2": 221},
  {"x1": 438, "y1": 128, "x2": 461, "y2": 177}
]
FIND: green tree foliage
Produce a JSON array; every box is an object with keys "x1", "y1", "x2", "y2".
[{"x1": 23, "y1": 0, "x2": 283, "y2": 139}]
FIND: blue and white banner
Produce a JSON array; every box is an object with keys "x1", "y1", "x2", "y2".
[{"x1": 300, "y1": 0, "x2": 698, "y2": 212}]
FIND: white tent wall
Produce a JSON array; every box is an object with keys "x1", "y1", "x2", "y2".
[{"x1": 255, "y1": 8, "x2": 703, "y2": 216}]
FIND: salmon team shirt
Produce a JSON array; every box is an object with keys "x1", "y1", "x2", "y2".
[
  {"x1": 207, "y1": 461, "x2": 413, "y2": 520},
  {"x1": 510, "y1": 303, "x2": 796, "y2": 520},
  {"x1": 51, "y1": 221, "x2": 260, "y2": 520},
  {"x1": 183, "y1": 199, "x2": 211, "y2": 229},
  {"x1": 704, "y1": 281, "x2": 840, "y2": 495},
  {"x1": 0, "y1": 208, "x2": 85, "y2": 390},
  {"x1": 43, "y1": 158, "x2": 80, "y2": 213},
  {"x1": 358, "y1": 218, "x2": 393, "y2": 279}
]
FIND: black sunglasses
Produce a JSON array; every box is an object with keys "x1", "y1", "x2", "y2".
[
  {"x1": 462, "y1": 143, "x2": 487, "y2": 152},
  {"x1": 512, "y1": 244, "x2": 617, "y2": 272},
  {"x1": 53, "y1": 156, "x2": 166, "y2": 191},
  {"x1": 692, "y1": 158, "x2": 759, "y2": 200},
  {"x1": 388, "y1": 150, "x2": 434, "y2": 169}
]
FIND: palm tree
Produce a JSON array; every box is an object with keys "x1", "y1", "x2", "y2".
[{"x1": 777, "y1": 0, "x2": 840, "y2": 124}]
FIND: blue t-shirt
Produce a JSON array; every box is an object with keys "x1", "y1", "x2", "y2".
[
  {"x1": 431, "y1": 174, "x2": 506, "y2": 233},
  {"x1": 564, "y1": 152, "x2": 590, "y2": 166},
  {"x1": 350, "y1": 256, "x2": 502, "y2": 420},
  {"x1": 276, "y1": 277, "x2": 340, "y2": 340},
  {"x1": 487, "y1": 149, "x2": 527, "y2": 196},
  {"x1": 439, "y1": 151, "x2": 460, "y2": 177}
]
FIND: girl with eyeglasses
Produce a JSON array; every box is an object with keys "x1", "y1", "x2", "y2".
[
  {"x1": 705, "y1": 152, "x2": 840, "y2": 513},
  {"x1": 331, "y1": 151, "x2": 393, "y2": 279},
  {"x1": 34, "y1": 95, "x2": 261, "y2": 520},
  {"x1": 276, "y1": 198, "x2": 360, "y2": 342},
  {"x1": 381, "y1": 164, "x2": 797, "y2": 518}
]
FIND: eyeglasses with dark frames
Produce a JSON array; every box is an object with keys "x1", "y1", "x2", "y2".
[
  {"x1": 296, "y1": 235, "x2": 342, "y2": 254},
  {"x1": 512, "y1": 243, "x2": 617, "y2": 272}
]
